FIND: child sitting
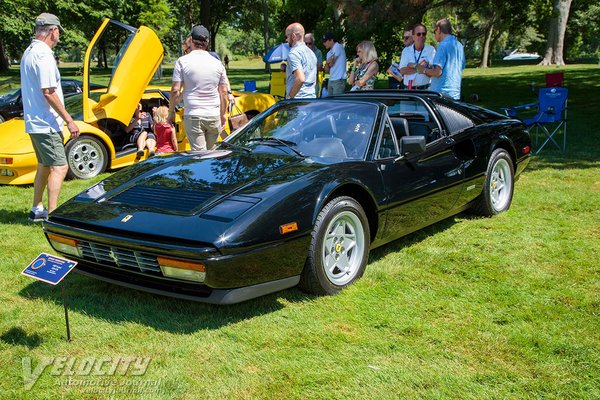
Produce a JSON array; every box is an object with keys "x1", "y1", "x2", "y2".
[
  {"x1": 153, "y1": 106, "x2": 178, "y2": 153},
  {"x1": 127, "y1": 103, "x2": 156, "y2": 158}
]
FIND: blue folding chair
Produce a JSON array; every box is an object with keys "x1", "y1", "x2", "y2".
[{"x1": 501, "y1": 87, "x2": 568, "y2": 154}]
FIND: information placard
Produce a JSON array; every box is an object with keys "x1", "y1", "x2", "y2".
[{"x1": 21, "y1": 253, "x2": 77, "y2": 285}]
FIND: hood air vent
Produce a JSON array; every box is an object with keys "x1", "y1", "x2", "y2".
[{"x1": 110, "y1": 185, "x2": 217, "y2": 213}]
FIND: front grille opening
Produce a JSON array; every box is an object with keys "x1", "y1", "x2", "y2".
[{"x1": 78, "y1": 241, "x2": 162, "y2": 275}]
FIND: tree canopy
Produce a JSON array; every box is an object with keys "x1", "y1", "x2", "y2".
[{"x1": 0, "y1": 0, "x2": 596, "y2": 72}]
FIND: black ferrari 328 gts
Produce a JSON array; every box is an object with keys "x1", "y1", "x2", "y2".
[{"x1": 44, "y1": 91, "x2": 531, "y2": 304}]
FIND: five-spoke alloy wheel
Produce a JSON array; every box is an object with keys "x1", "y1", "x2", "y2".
[
  {"x1": 65, "y1": 136, "x2": 108, "y2": 180},
  {"x1": 300, "y1": 196, "x2": 370, "y2": 295},
  {"x1": 473, "y1": 148, "x2": 515, "y2": 216}
]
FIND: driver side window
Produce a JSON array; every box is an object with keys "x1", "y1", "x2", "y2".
[{"x1": 376, "y1": 119, "x2": 399, "y2": 159}]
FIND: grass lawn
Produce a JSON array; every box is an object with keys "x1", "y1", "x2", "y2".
[{"x1": 0, "y1": 63, "x2": 599, "y2": 399}]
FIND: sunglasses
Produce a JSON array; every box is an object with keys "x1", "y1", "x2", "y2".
[
  {"x1": 403, "y1": 36, "x2": 411, "y2": 40},
  {"x1": 306, "y1": 42, "x2": 313, "y2": 45},
  {"x1": 415, "y1": 32, "x2": 427, "y2": 37}
]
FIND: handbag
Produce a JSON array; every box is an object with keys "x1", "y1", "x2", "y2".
[{"x1": 229, "y1": 104, "x2": 249, "y2": 131}]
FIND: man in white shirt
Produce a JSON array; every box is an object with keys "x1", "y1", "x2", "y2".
[
  {"x1": 322, "y1": 32, "x2": 347, "y2": 95},
  {"x1": 399, "y1": 23, "x2": 436, "y2": 90},
  {"x1": 20, "y1": 13, "x2": 80, "y2": 222},
  {"x1": 169, "y1": 25, "x2": 228, "y2": 151}
]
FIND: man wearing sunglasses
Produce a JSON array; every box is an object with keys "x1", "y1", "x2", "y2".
[
  {"x1": 305, "y1": 33, "x2": 323, "y2": 95},
  {"x1": 423, "y1": 18, "x2": 465, "y2": 100},
  {"x1": 387, "y1": 28, "x2": 414, "y2": 89},
  {"x1": 399, "y1": 23, "x2": 436, "y2": 90}
]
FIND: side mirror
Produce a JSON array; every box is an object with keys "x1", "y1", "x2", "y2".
[{"x1": 400, "y1": 136, "x2": 426, "y2": 156}]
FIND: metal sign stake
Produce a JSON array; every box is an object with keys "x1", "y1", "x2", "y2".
[{"x1": 61, "y1": 283, "x2": 71, "y2": 342}]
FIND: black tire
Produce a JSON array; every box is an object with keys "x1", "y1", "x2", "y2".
[
  {"x1": 245, "y1": 110, "x2": 259, "y2": 120},
  {"x1": 65, "y1": 135, "x2": 108, "y2": 180},
  {"x1": 472, "y1": 148, "x2": 515, "y2": 216},
  {"x1": 299, "y1": 196, "x2": 370, "y2": 295}
]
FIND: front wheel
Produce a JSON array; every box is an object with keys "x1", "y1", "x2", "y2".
[
  {"x1": 299, "y1": 196, "x2": 370, "y2": 295},
  {"x1": 472, "y1": 148, "x2": 515, "y2": 216},
  {"x1": 65, "y1": 136, "x2": 108, "y2": 180}
]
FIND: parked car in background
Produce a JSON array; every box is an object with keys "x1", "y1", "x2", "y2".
[
  {"x1": 0, "y1": 79, "x2": 106, "y2": 123},
  {"x1": 43, "y1": 91, "x2": 531, "y2": 304},
  {"x1": 0, "y1": 19, "x2": 275, "y2": 185}
]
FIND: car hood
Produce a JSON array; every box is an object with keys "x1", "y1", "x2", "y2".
[
  {"x1": 48, "y1": 150, "x2": 318, "y2": 243},
  {"x1": 0, "y1": 119, "x2": 33, "y2": 154}
]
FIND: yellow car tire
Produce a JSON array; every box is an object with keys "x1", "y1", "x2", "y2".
[{"x1": 65, "y1": 135, "x2": 109, "y2": 180}]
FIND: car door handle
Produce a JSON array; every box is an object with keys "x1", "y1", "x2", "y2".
[{"x1": 444, "y1": 137, "x2": 455, "y2": 145}]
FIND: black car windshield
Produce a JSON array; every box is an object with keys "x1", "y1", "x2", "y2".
[{"x1": 227, "y1": 101, "x2": 377, "y2": 160}]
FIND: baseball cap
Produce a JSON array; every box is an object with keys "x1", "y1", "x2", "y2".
[
  {"x1": 191, "y1": 25, "x2": 210, "y2": 41},
  {"x1": 322, "y1": 32, "x2": 335, "y2": 42},
  {"x1": 35, "y1": 13, "x2": 64, "y2": 32}
]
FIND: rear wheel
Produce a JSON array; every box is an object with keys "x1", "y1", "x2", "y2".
[
  {"x1": 65, "y1": 136, "x2": 108, "y2": 180},
  {"x1": 299, "y1": 196, "x2": 370, "y2": 295},
  {"x1": 472, "y1": 148, "x2": 514, "y2": 216}
]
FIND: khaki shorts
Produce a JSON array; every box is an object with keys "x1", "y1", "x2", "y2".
[
  {"x1": 328, "y1": 79, "x2": 346, "y2": 95},
  {"x1": 184, "y1": 115, "x2": 220, "y2": 151},
  {"x1": 29, "y1": 132, "x2": 67, "y2": 166}
]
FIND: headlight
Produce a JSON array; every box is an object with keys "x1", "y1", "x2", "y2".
[
  {"x1": 47, "y1": 233, "x2": 81, "y2": 257},
  {"x1": 158, "y1": 256, "x2": 205, "y2": 283}
]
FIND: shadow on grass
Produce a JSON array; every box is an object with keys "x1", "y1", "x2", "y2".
[
  {"x1": 18, "y1": 274, "x2": 314, "y2": 334},
  {"x1": 1, "y1": 327, "x2": 44, "y2": 349},
  {"x1": 368, "y1": 215, "x2": 460, "y2": 264},
  {"x1": 15, "y1": 214, "x2": 465, "y2": 334},
  {"x1": 0, "y1": 209, "x2": 43, "y2": 226},
  {"x1": 526, "y1": 154, "x2": 599, "y2": 171}
]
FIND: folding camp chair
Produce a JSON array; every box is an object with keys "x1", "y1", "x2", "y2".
[{"x1": 501, "y1": 87, "x2": 568, "y2": 154}]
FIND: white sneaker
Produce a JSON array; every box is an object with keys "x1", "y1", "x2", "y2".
[{"x1": 28, "y1": 208, "x2": 48, "y2": 223}]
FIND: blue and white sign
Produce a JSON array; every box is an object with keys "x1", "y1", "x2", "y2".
[{"x1": 21, "y1": 253, "x2": 77, "y2": 285}]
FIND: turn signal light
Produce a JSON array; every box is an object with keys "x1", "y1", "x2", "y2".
[
  {"x1": 279, "y1": 222, "x2": 298, "y2": 235},
  {"x1": 0, "y1": 158, "x2": 13, "y2": 164},
  {"x1": 47, "y1": 233, "x2": 81, "y2": 257},
  {"x1": 157, "y1": 256, "x2": 206, "y2": 283},
  {"x1": 523, "y1": 146, "x2": 531, "y2": 154}
]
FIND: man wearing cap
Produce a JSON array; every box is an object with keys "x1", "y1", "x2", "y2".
[
  {"x1": 168, "y1": 25, "x2": 228, "y2": 151},
  {"x1": 322, "y1": 32, "x2": 347, "y2": 95},
  {"x1": 20, "y1": 13, "x2": 80, "y2": 222},
  {"x1": 285, "y1": 23, "x2": 317, "y2": 99}
]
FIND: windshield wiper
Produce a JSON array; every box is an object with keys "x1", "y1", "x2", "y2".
[
  {"x1": 247, "y1": 137, "x2": 305, "y2": 158},
  {"x1": 218, "y1": 141, "x2": 251, "y2": 153}
]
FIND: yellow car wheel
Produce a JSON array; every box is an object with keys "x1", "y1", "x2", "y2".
[{"x1": 65, "y1": 135, "x2": 108, "y2": 180}]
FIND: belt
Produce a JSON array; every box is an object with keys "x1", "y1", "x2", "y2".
[{"x1": 412, "y1": 84, "x2": 430, "y2": 90}]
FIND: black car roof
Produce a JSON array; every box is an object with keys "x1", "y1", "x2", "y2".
[{"x1": 330, "y1": 89, "x2": 454, "y2": 101}]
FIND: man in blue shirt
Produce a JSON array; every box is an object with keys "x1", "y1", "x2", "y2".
[
  {"x1": 285, "y1": 23, "x2": 317, "y2": 99},
  {"x1": 424, "y1": 18, "x2": 465, "y2": 100}
]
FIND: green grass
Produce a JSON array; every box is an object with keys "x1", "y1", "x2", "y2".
[{"x1": 0, "y1": 64, "x2": 599, "y2": 399}]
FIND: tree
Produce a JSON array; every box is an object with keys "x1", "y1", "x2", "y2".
[{"x1": 539, "y1": 0, "x2": 572, "y2": 65}]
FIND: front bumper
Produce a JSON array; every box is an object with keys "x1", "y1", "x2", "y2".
[
  {"x1": 44, "y1": 219, "x2": 309, "y2": 304},
  {"x1": 73, "y1": 263, "x2": 300, "y2": 304}
]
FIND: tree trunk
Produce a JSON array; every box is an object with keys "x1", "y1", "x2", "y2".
[
  {"x1": 0, "y1": 38, "x2": 10, "y2": 72},
  {"x1": 539, "y1": 0, "x2": 572, "y2": 66},
  {"x1": 263, "y1": 0, "x2": 270, "y2": 73},
  {"x1": 479, "y1": 22, "x2": 494, "y2": 68}
]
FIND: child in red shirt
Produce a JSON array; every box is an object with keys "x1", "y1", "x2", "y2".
[{"x1": 153, "y1": 106, "x2": 178, "y2": 153}]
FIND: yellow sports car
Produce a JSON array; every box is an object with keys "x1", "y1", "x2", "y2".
[{"x1": 0, "y1": 19, "x2": 275, "y2": 185}]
